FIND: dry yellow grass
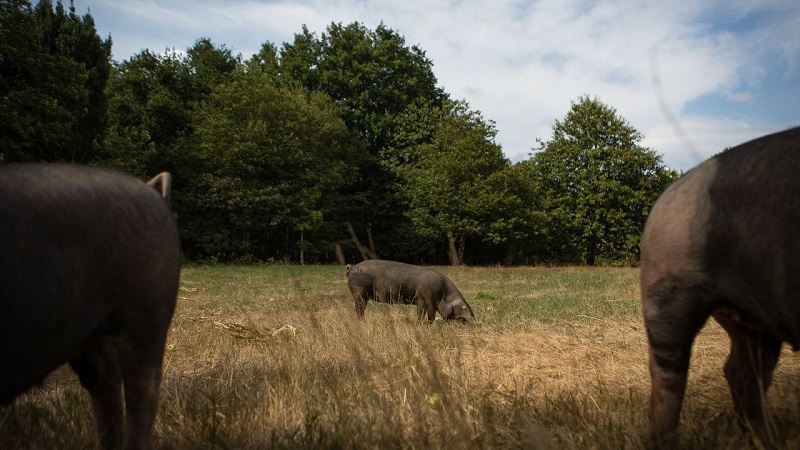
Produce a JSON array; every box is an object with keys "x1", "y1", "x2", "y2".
[{"x1": 3, "y1": 265, "x2": 800, "y2": 449}]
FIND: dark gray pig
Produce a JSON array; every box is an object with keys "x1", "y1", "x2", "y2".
[
  {"x1": 346, "y1": 259, "x2": 475, "y2": 322},
  {"x1": 640, "y1": 127, "x2": 800, "y2": 445},
  {"x1": 0, "y1": 164, "x2": 181, "y2": 450}
]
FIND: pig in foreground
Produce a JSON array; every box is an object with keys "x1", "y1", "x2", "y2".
[
  {"x1": 0, "y1": 164, "x2": 181, "y2": 450},
  {"x1": 640, "y1": 127, "x2": 800, "y2": 445},
  {"x1": 346, "y1": 259, "x2": 475, "y2": 322}
]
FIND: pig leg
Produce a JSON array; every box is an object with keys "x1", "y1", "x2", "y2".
[
  {"x1": 347, "y1": 283, "x2": 370, "y2": 318},
  {"x1": 70, "y1": 336, "x2": 125, "y2": 450},
  {"x1": 415, "y1": 298, "x2": 436, "y2": 322},
  {"x1": 425, "y1": 301, "x2": 437, "y2": 322},
  {"x1": 415, "y1": 298, "x2": 426, "y2": 321},
  {"x1": 643, "y1": 279, "x2": 714, "y2": 441},
  {"x1": 352, "y1": 290, "x2": 369, "y2": 318},
  {"x1": 714, "y1": 311, "x2": 781, "y2": 445},
  {"x1": 354, "y1": 298, "x2": 368, "y2": 317},
  {"x1": 116, "y1": 328, "x2": 169, "y2": 450}
]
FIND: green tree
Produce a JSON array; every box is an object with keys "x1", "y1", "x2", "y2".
[
  {"x1": 182, "y1": 67, "x2": 359, "y2": 261},
  {"x1": 278, "y1": 25, "x2": 321, "y2": 90},
  {"x1": 468, "y1": 162, "x2": 546, "y2": 265},
  {"x1": 101, "y1": 36, "x2": 367, "y2": 262},
  {"x1": 186, "y1": 37, "x2": 238, "y2": 94},
  {"x1": 101, "y1": 39, "x2": 239, "y2": 187},
  {"x1": 1, "y1": 0, "x2": 110, "y2": 163},
  {"x1": 531, "y1": 95, "x2": 678, "y2": 264},
  {"x1": 279, "y1": 22, "x2": 445, "y2": 261},
  {"x1": 100, "y1": 49, "x2": 195, "y2": 176},
  {"x1": 35, "y1": 0, "x2": 112, "y2": 157},
  {"x1": 387, "y1": 99, "x2": 517, "y2": 265},
  {"x1": 280, "y1": 22, "x2": 443, "y2": 151},
  {"x1": 245, "y1": 42, "x2": 281, "y2": 81}
]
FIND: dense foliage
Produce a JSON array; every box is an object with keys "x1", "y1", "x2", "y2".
[
  {"x1": 1, "y1": 0, "x2": 678, "y2": 265},
  {"x1": 1, "y1": 0, "x2": 110, "y2": 163},
  {"x1": 528, "y1": 96, "x2": 678, "y2": 264}
]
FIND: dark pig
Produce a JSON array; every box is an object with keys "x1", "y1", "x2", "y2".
[
  {"x1": 0, "y1": 164, "x2": 181, "y2": 450},
  {"x1": 346, "y1": 259, "x2": 475, "y2": 322},
  {"x1": 640, "y1": 127, "x2": 800, "y2": 445}
]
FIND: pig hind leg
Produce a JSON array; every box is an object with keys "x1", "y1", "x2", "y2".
[
  {"x1": 714, "y1": 311, "x2": 781, "y2": 445},
  {"x1": 70, "y1": 336, "x2": 125, "y2": 450},
  {"x1": 643, "y1": 278, "x2": 715, "y2": 441},
  {"x1": 115, "y1": 331, "x2": 168, "y2": 450},
  {"x1": 349, "y1": 285, "x2": 369, "y2": 318}
]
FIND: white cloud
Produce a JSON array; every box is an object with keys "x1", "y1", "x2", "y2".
[
  {"x1": 725, "y1": 91, "x2": 753, "y2": 102},
  {"x1": 74, "y1": 0, "x2": 800, "y2": 170}
]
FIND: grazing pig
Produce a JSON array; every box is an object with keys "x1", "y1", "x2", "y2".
[
  {"x1": 0, "y1": 164, "x2": 181, "y2": 450},
  {"x1": 346, "y1": 259, "x2": 475, "y2": 322},
  {"x1": 640, "y1": 127, "x2": 800, "y2": 445}
]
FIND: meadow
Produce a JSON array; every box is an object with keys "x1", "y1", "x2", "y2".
[{"x1": 3, "y1": 264, "x2": 800, "y2": 449}]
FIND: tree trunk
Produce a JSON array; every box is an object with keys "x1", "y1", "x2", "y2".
[
  {"x1": 503, "y1": 245, "x2": 516, "y2": 266},
  {"x1": 585, "y1": 235, "x2": 597, "y2": 266},
  {"x1": 347, "y1": 221, "x2": 368, "y2": 261},
  {"x1": 334, "y1": 243, "x2": 346, "y2": 265},
  {"x1": 447, "y1": 230, "x2": 461, "y2": 266},
  {"x1": 347, "y1": 222, "x2": 377, "y2": 261},
  {"x1": 366, "y1": 223, "x2": 378, "y2": 259},
  {"x1": 300, "y1": 230, "x2": 304, "y2": 265}
]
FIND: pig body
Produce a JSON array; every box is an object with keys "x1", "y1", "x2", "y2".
[
  {"x1": 641, "y1": 127, "x2": 800, "y2": 445},
  {"x1": 346, "y1": 260, "x2": 475, "y2": 322},
  {"x1": 0, "y1": 164, "x2": 181, "y2": 450}
]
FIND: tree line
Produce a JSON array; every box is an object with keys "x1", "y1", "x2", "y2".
[{"x1": 1, "y1": 0, "x2": 679, "y2": 265}]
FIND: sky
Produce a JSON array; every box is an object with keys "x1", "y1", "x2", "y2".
[{"x1": 71, "y1": 0, "x2": 800, "y2": 171}]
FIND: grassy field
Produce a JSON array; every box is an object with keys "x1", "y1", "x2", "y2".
[{"x1": 3, "y1": 264, "x2": 800, "y2": 449}]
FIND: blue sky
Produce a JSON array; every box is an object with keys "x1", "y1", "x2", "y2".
[{"x1": 72, "y1": 0, "x2": 799, "y2": 171}]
